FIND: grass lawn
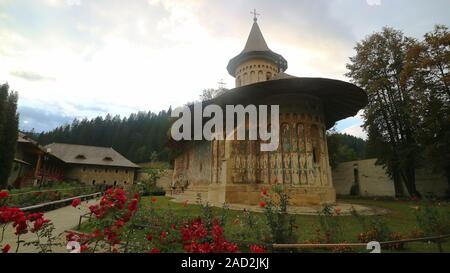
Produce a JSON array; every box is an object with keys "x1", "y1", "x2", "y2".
[{"x1": 79, "y1": 196, "x2": 450, "y2": 253}]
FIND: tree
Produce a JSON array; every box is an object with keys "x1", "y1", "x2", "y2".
[
  {"x1": 199, "y1": 88, "x2": 226, "y2": 101},
  {"x1": 35, "y1": 109, "x2": 173, "y2": 164},
  {"x1": 0, "y1": 83, "x2": 19, "y2": 189},
  {"x1": 402, "y1": 25, "x2": 450, "y2": 191},
  {"x1": 327, "y1": 130, "x2": 367, "y2": 169},
  {"x1": 346, "y1": 27, "x2": 419, "y2": 197}
]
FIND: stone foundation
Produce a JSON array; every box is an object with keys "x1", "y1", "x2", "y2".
[{"x1": 175, "y1": 183, "x2": 335, "y2": 207}]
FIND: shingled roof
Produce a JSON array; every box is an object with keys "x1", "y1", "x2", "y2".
[{"x1": 44, "y1": 143, "x2": 139, "y2": 168}]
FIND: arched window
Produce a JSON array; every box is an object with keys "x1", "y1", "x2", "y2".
[
  {"x1": 92, "y1": 179, "x2": 96, "y2": 185},
  {"x1": 266, "y1": 72, "x2": 272, "y2": 80},
  {"x1": 250, "y1": 71, "x2": 256, "y2": 82},
  {"x1": 258, "y1": 71, "x2": 263, "y2": 81}
]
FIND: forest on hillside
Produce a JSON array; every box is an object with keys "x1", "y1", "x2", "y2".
[
  {"x1": 30, "y1": 108, "x2": 367, "y2": 167},
  {"x1": 33, "y1": 109, "x2": 173, "y2": 164}
]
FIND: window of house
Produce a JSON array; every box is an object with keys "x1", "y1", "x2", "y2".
[
  {"x1": 92, "y1": 179, "x2": 96, "y2": 185},
  {"x1": 114, "y1": 181, "x2": 117, "y2": 186}
]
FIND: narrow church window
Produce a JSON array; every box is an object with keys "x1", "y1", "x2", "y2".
[
  {"x1": 266, "y1": 72, "x2": 272, "y2": 80},
  {"x1": 92, "y1": 180, "x2": 96, "y2": 185},
  {"x1": 114, "y1": 181, "x2": 117, "y2": 186},
  {"x1": 258, "y1": 71, "x2": 263, "y2": 81}
]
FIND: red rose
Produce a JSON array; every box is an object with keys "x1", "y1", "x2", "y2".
[
  {"x1": 115, "y1": 219, "x2": 125, "y2": 228},
  {"x1": 71, "y1": 198, "x2": 81, "y2": 208},
  {"x1": 259, "y1": 202, "x2": 266, "y2": 208},
  {"x1": 146, "y1": 234, "x2": 153, "y2": 241},
  {"x1": 32, "y1": 217, "x2": 50, "y2": 232},
  {"x1": 261, "y1": 188, "x2": 268, "y2": 196},
  {"x1": 2, "y1": 244, "x2": 11, "y2": 253},
  {"x1": 127, "y1": 198, "x2": 138, "y2": 212},
  {"x1": 249, "y1": 245, "x2": 266, "y2": 253},
  {"x1": 148, "y1": 248, "x2": 160, "y2": 253},
  {"x1": 0, "y1": 191, "x2": 9, "y2": 199}
]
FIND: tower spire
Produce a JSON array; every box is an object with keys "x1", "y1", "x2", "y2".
[{"x1": 250, "y1": 9, "x2": 260, "y2": 22}]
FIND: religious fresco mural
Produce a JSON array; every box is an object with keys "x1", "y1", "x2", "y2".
[{"x1": 225, "y1": 104, "x2": 329, "y2": 187}]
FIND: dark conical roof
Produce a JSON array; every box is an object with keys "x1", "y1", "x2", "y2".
[
  {"x1": 227, "y1": 20, "x2": 287, "y2": 76},
  {"x1": 242, "y1": 21, "x2": 270, "y2": 53}
]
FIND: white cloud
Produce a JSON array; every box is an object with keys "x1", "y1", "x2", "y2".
[
  {"x1": 1, "y1": 0, "x2": 449, "y2": 132},
  {"x1": 341, "y1": 124, "x2": 367, "y2": 140},
  {"x1": 366, "y1": 0, "x2": 382, "y2": 6}
]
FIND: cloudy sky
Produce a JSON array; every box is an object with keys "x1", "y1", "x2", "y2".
[{"x1": 1, "y1": 0, "x2": 449, "y2": 138}]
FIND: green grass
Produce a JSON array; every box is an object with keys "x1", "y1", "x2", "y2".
[{"x1": 79, "y1": 196, "x2": 450, "y2": 253}]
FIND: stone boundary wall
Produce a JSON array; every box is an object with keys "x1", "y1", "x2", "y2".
[
  {"x1": 332, "y1": 158, "x2": 448, "y2": 197},
  {"x1": 136, "y1": 170, "x2": 174, "y2": 191}
]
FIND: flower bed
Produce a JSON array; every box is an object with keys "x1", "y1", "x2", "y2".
[{"x1": 3, "y1": 185, "x2": 103, "y2": 210}]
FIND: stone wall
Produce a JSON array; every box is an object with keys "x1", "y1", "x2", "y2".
[
  {"x1": 332, "y1": 158, "x2": 449, "y2": 197},
  {"x1": 65, "y1": 164, "x2": 136, "y2": 187},
  {"x1": 136, "y1": 169, "x2": 174, "y2": 191}
]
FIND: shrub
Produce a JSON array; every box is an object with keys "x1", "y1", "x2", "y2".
[
  {"x1": 352, "y1": 208, "x2": 404, "y2": 250},
  {"x1": 260, "y1": 185, "x2": 296, "y2": 246},
  {"x1": 415, "y1": 200, "x2": 450, "y2": 236},
  {"x1": 314, "y1": 204, "x2": 353, "y2": 252}
]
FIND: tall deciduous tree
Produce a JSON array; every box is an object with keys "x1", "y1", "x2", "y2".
[
  {"x1": 346, "y1": 27, "x2": 419, "y2": 197},
  {"x1": 0, "y1": 83, "x2": 19, "y2": 189},
  {"x1": 402, "y1": 25, "x2": 450, "y2": 191}
]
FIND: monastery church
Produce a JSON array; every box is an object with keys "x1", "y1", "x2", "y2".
[{"x1": 170, "y1": 14, "x2": 367, "y2": 206}]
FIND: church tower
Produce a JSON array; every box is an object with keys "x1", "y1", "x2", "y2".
[{"x1": 227, "y1": 11, "x2": 288, "y2": 87}]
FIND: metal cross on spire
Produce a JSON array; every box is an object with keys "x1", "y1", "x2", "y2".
[
  {"x1": 218, "y1": 79, "x2": 226, "y2": 90},
  {"x1": 250, "y1": 9, "x2": 260, "y2": 22}
]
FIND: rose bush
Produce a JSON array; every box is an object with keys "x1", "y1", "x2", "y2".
[{"x1": 1, "y1": 191, "x2": 55, "y2": 253}]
